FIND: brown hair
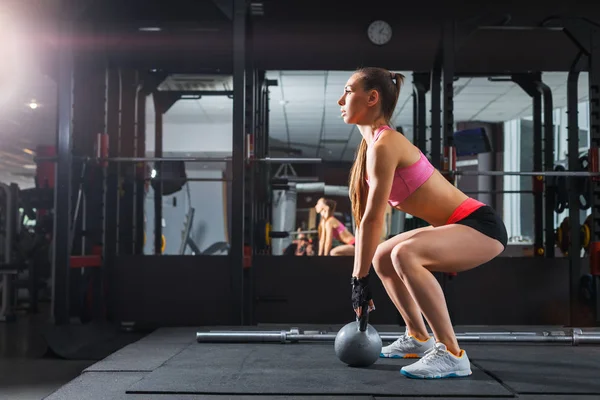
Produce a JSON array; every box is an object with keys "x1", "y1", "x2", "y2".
[
  {"x1": 348, "y1": 68, "x2": 404, "y2": 228},
  {"x1": 317, "y1": 198, "x2": 337, "y2": 239}
]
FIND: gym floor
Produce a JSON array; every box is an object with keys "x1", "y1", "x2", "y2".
[
  {"x1": 26, "y1": 323, "x2": 600, "y2": 400},
  {"x1": 0, "y1": 307, "x2": 94, "y2": 400}
]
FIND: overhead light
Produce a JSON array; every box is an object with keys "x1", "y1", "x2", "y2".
[
  {"x1": 23, "y1": 164, "x2": 36, "y2": 169},
  {"x1": 151, "y1": 169, "x2": 157, "y2": 178},
  {"x1": 28, "y1": 100, "x2": 38, "y2": 109},
  {"x1": 23, "y1": 148, "x2": 35, "y2": 156},
  {"x1": 139, "y1": 27, "x2": 161, "y2": 32},
  {"x1": 250, "y1": 2, "x2": 264, "y2": 16}
]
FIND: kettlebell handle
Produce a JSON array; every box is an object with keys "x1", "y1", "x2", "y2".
[{"x1": 358, "y1": 305, "x2": 369, "y2": 332}]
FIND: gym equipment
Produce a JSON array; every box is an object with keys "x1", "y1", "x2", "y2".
[
  {"x1": 453, "y1": 127, "x2": 492, "y2": 156},
  {"x1": 0, "y1": 183, "x2": 20, "y2": 322},
  {"x1": 271, "y1": 184, "x2": 297, "y2": 255},
  {"x1": 151, "y1": 160, "x2": 187, "y2": 196},
  {"x1": 555, "y1": 216, "x2": 592, "y2": 255},
  {"x1": 295, "y1": 183, "x2": 349, "y2": 197},
  {"x1": 196, "y1": 327, "x2": 600, "y2": 345},
  {"x1": 576, "y1": 154, "x2": 591, "y2": 210},
  {"x1": 448, "y1": 170, "x2": 600, "y2": 177},
  {"x1": 179, "y1": 184, "x2": 202, "y2": 255},
  {"x1": 552, "y1": 164, "x2": 569, "y2": 213},
  {"x1": 35, "y1": 155, "x2": 323, "y2": 164},
  {"x1": 334, "y1": 311, "x2": 382, "y2": 368}
]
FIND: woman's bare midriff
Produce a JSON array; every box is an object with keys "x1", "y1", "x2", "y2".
[{"x1": 394, "y1": 170, "x2": 469, "y2": 227}]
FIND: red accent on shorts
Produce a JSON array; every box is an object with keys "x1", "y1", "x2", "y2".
[
  {"x1": 348, "y1": 238, "x2": 356, "y2": 245},
  {"x1": 446, "y1": 198, "x2": 486, "y2": 225}
]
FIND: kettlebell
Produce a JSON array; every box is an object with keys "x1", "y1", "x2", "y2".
[{"x1": 334, "y1": 307, "x2": 382, "y2": 367}]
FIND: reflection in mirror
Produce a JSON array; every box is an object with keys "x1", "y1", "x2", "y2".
[
  {"x1": 143, "y1": 163, "x2": 230, "y2": 256},
  {"x1": 143, "y1": 79, "x2": 233, "y2": 256}
]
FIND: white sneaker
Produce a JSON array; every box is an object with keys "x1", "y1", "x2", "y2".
[
  {"x1": 400, "y1": 342, "x2": 472, "y2": 379},
  {"x1": 380, "y1": 330, "x2": 435, "y2": 359}
]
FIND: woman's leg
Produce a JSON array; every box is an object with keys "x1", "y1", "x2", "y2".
[
  {"x1": 390, "y1": 224, "x2": 504, "y2": 355},
  {"x1": 329, "y1": 244, "x2": 355, "y2": 256},
  {"x1": 372, "y1": 226, "x2": 434, "y2": 339}
]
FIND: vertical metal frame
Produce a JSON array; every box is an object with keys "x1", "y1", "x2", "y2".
[
  {"x1": 231, "y1": 0, "x2": 247, "y2": 325},
  {"x1": 567, "y1": 53, "x2": 585, "y2": 325},
  {"x1": 536, "y1": 82, "x2": 555, "y2": 257},
  {"x1": 442, "y1": 21, "x2": 455, "y2": 151},
  {"x1": 430, "y1": 49, "x2": 442, "y2": 169},
  {"x1": 52, "y1": 22, "x2": 75, "y2": 325},
  {"x1": 559, "y1": 17, "x2": 600, "y2": 323},
  {"x1": 412, "y1": 72, "x2": 430, "y2": 153},
  {"x1": 153, "y1": 93, "x2": 164, "y2": 255},
  {"x1": 588, "y1": 28, "x2": 600, "y2": 322},
  {"x1": 512, "y1": 73, "x2": 544, "y2": 257}
]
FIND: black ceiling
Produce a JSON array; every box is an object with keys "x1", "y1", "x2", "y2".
[{"x1": 16, "y1": 0, "x2": 600, "y2": 76}]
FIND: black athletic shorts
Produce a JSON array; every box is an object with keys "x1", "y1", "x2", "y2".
[{"x1": 454, "y1": 205, "x2": 508, "y2": 249}]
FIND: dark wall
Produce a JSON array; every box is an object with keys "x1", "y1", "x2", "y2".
[
  {"x1": 46, "y1": 1, "x2": 600, "y2": 74},
  {"x1": 109, "y1": 254, "x2": 596, "y2": 328},
  {"x1": 110, "y1": 255, "x2": 233, "y2": 326}
]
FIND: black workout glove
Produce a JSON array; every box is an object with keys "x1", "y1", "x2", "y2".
[{"x1": 351, "y1": 274, "x2": 374, "y2": 317}]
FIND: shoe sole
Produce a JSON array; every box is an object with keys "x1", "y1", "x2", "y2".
[
  {"x1": 380, "y1": 353, "x2": 421, "y2": 359},
  {"x1": 400, "y1": 369, "x2": 472, "y2": 379}
]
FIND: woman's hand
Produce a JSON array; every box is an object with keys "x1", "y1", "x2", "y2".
[{"x1": 351, "y1": 274, "x2": 376, "y2": 318}]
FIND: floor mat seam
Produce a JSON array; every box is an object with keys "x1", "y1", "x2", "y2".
[{"x1": 470, "y1": 359, "x2": 518, "y2": 397}]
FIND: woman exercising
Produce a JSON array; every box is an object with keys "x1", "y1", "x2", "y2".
[
  {"x1": 339, "y1": 67, "x2": 507, "y2": 379},
  {"x1": 315, "y1": 197, "x2": 355, "y2": 256}
]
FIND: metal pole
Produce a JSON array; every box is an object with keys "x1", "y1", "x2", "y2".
[
  {"x1": 567, "y1": 53, "x2": 586, "y2": 326},
  {"x1": 538, "y1": 81, "x2": 555, "y2": 257},
  {"x1": 0, "y1": 184, "x2": 15, "y2": 322},
  {"x1": 532, "y1": 89, "x2": 544, "y2": 257},
  {"x1": 513, "y1": 73, "x2": 544, "y2": 257},
  {"x1": 258, "y1": 157, "x2": 322, "y2": 164},
  {"x1": 430, "y1": 46, "x2": 442, "y2": 169},
  {"x1": 452, "y1": 170, "x2": 600, "y2": 177},
  {"x1": 52, "y1": 20, "x2": 74, "y2": 325},
  {"x1": 589, "y1": 25, "x2": 600, "y2": 324},
  {"x1": 196, "y1": 329, "x2": 600, "y2": 345},
  {"x1": 294, "y1": 183, "x2": 349, "y2": 197},
  {"x1": 153, "y1": 94, "x2": 163, "y2": 255},
  {"x1": 412, "y1": 72, "x2": 429, "y2": 154},
  {"x1": 232, "y1": 0, "x2": 246, "y2": 325},
  {"x1": 33, "y1": 156, "x2": 323, "y2": 164}
]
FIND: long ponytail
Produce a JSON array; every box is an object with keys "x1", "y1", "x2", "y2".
[
  {"x1": 349, "y1": 139, "x2": 369, "y2": 229},
  {"x1": 348, "y1": 68, "x2": 404, "y2": 229}
]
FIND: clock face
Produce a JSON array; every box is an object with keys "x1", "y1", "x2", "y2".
[{"x1": 368, "y1": 20, "x2": 392, "y2": 45}]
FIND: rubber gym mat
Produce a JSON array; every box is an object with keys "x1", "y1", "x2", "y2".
[
  {"x1": 126, "y1": 343, "x2": 512, "y2": 396},
  {"x1": 465, "y1": 344, "x2": 600, "y2": 394},
  {"x1": 44, "y1": 372, "x2": 147, "y2": 400},
  {"x1": 372, "y1": 397, "x2": 599, "y2": 400},
  {"x1": 47, "y1": 371, "x2": 377, "y2": 400},
  {"x1": 515, "y1": 396, "x2": 600, "y2": 400},
  {"x1": 84, "y1": 342, "x2": 188, "y2": 372},
  {"x1": 134, "y1": 327, "x2": 200, "y2": 345}
]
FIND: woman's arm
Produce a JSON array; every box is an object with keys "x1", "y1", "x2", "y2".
[
  {"x1": 323, "y1": 220, "x2": 334, "y2": 255},
  {"x1": 318, "y1": 222, "x2": 325, "y2": 255},
  {"x1": 352, "y1": 142, "x2": 397, "y2": 278}
]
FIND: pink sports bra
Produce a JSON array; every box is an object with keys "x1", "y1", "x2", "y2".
[
  {"x1": 332, "y1": 221, "x2": 346, "y2": 240},
  {"x1": 366, "y1": 125, "x2": 435, "y2": 207}
]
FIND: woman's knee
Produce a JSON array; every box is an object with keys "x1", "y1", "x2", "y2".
[
  {"x1": 330, "y1": 246, "x2": 342, "y2": 256},
  {"x1": 390, "y1": 240, "x2": 420, "y2": 276},
  {"x1": 372, "y1": 244, "x2": 395, "y2": 276}
]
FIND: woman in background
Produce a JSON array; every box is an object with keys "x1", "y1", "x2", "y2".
[{"x1": 315, "y1": 197, "x2": 355, "y2": 256}]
